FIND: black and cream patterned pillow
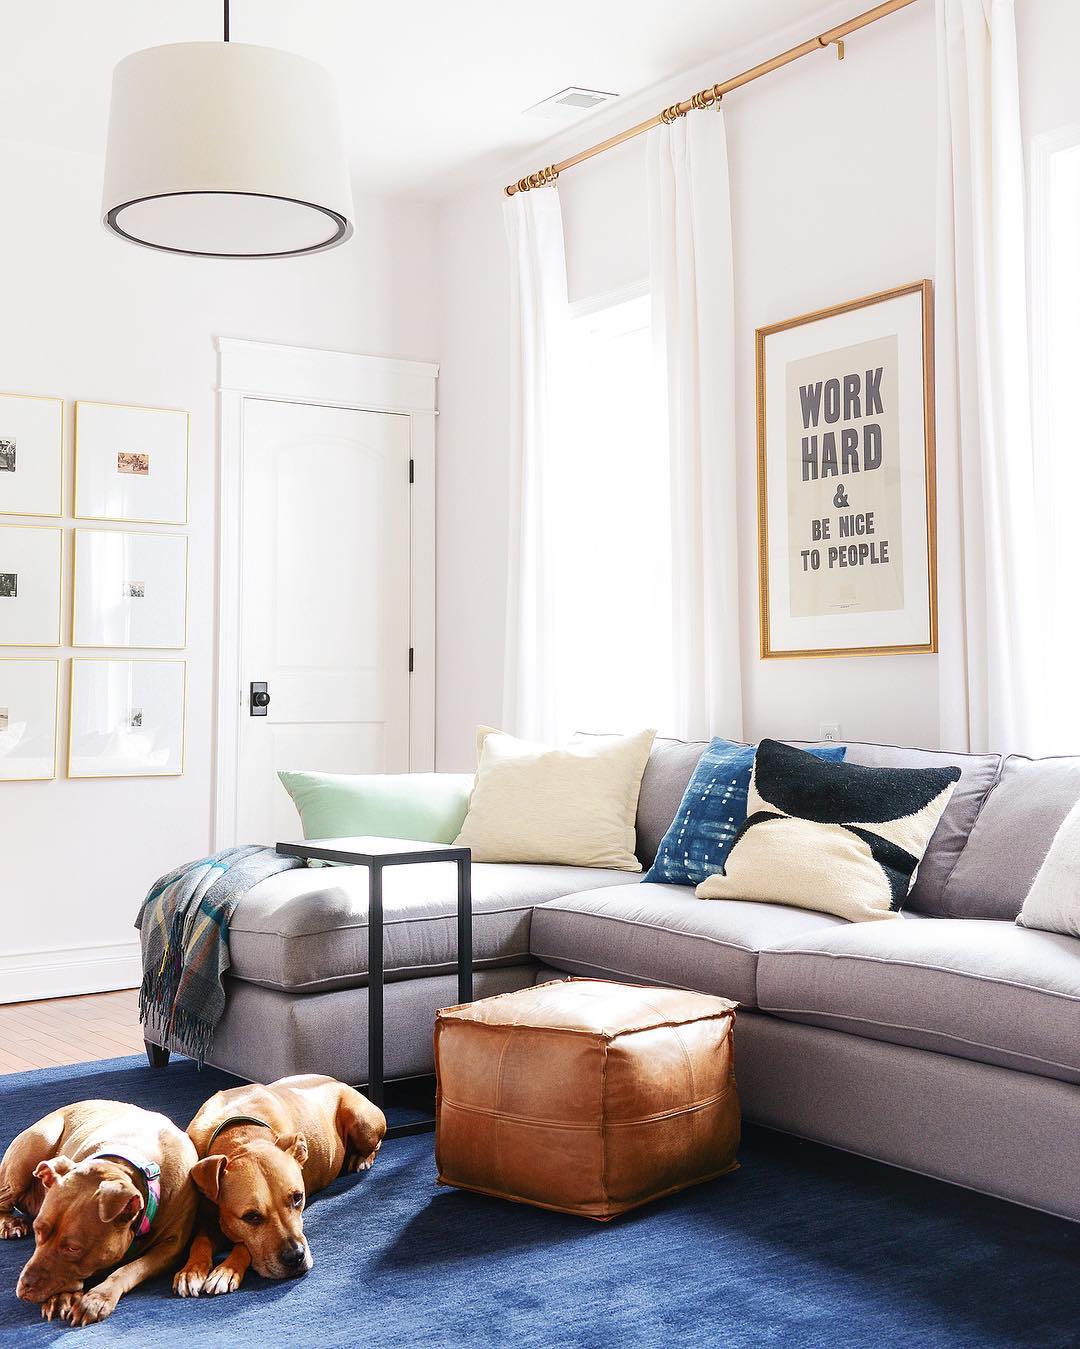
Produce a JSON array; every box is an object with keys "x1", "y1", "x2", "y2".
[{"x1": 696, "y1": 739, "x2": 961, "y2": 922}]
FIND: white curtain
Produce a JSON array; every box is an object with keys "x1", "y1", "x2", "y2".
[
  {"x1": 935, "y1": 0, "x2": 1041, "y2": 753},
  {"x1": 647, "y1": 110, "x2": 743, "y2": 742},
  {"x1": 501, "y1": 186, "x2": 568, "y2": 740}
]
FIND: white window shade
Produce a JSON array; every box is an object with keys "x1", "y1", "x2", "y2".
[{"x1": 102, "y1": 42, "x2": 354, "y2": 259}]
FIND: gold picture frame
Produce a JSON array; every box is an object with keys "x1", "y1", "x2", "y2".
[
  {"x1": 0, "y1": 522, "x2": 64, "y2": 648},
  {"x1": 72, "y1": 527, "x2": 189, "y2": 650},
  {"x1": 0, "y1": 657, "x2": 61, "y2": 781},
  {"x1": 67, "y1": 657, "x2": 187, "y2": 779},
  {"x1": 756, "y1": 279, "x2": 937, "y2": 660},
  {"x1": 74, "y1": 400, "x2": 190, "y2": 526},
  {"x1": 0, "y1": 392, "x2": 64, "y2": 519}
]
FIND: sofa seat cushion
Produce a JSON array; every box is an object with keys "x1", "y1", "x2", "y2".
[
  {"x1": 757, "y1": 917, "x2": 1080, "y2": 1084},
  {"x1": 229, "y1": 863, "x2": 635, "y2": 993},
  {"x1": 529, "y1": 884, "x2": 846, "y2": 1006}
]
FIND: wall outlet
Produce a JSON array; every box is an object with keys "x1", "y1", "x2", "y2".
[{"x1": 819, "y1": 722, "x2": 841, "y2": 743}]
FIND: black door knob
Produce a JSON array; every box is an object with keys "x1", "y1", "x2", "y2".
[
  {"x1": 250, "y1": 681, "x2": 270, "y2": 716},
  {"x1": 252, "y1": 690, "x2": 270, "y2": 708}
]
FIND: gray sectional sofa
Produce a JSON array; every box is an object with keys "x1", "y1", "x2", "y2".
[{"x1": 144, "y1": 738, "x2": 1080, "y2": 1223}]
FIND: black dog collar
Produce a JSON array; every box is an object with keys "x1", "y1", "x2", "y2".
[{"x1": 204, "y1": 1115, "x2": 274, "y2": 1154}]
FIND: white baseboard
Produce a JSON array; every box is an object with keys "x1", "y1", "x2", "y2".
[{"x1": 0, "y1": 941, "x2": 141, "y2": 1004}]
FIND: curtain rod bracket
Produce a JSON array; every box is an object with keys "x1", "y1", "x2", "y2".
[{"x1": 819, "y1": 35, "x2": 846, "y2": 59}]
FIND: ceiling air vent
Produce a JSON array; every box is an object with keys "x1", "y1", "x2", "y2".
[{"x1": 524, "y1": 87, "x2": 619, "y2": 121}]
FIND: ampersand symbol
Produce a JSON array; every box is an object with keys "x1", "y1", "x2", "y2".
[{"x1": 833, "y1": 483, "x2": 849, "y2": 509}]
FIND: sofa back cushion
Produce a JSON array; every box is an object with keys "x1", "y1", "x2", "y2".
[
  {"x1": 635, "y1": 736, "x2": 1001, "y2": 911},
  {"x1": 828, "y1": 742, "x2": 1001, "y2": 917},
  {"x1": 941, "y1": 755, "x2": 1080, "y2": 920},
  {"x1": 635, "y1": 738, "x2": 709, "y2": 869}
]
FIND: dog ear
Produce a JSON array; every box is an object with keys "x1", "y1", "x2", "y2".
[
  {"x1": 97, "y1": 1178, "x2": 143, "y2": 1225},
  {"x1": 275, "y1": 1132, "x2": 308, "y2": 1166},
  {"x1": 33, "y1": 1156, "x2": 74, "y2": 1189},
  {"x1": 190, "y1": 1154, "x2": 228, "y2": 1202}
]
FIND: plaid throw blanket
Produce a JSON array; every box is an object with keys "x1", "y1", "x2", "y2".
[{"x1": 135, "y1": 845, "x2": 303, "y2": 1065}]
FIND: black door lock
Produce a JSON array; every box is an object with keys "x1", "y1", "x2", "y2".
[{"x1": 250, "y1": 681, "x2": 270, "y2": 716}]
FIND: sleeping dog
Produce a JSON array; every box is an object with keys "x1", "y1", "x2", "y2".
[
  {"x1": 0, "y1": 1100, "x2": 197, "y2": 1327},
  {"x1": 175, "y1": 1075, "x2": 385, "y2": 1296}
]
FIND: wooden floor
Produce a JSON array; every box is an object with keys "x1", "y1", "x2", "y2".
[{"x1": 0, "y1": 988, "x2": 145, "y2": 1072}]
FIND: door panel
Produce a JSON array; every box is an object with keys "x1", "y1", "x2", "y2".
[{"x1": 237, "y1": 398, "x2": 411, "y2": 842}]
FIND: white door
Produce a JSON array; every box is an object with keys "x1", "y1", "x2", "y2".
[{"x1": 236, "y1": 397, "x2": 412, "y2": 843}]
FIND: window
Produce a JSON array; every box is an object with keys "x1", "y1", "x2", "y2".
[
  {"x1": 1031, "y1": 127, "x2": 1080, "y2": 746},
  {"x1": 545, "y1": 289, "x2": 673, "y2": 739}
]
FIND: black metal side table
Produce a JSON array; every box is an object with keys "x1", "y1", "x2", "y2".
[{"x1": 275, "y1": 836, "x2": 472, "y2": 1139}]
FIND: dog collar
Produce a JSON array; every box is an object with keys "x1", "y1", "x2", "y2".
[
  {"x1": 90, "y1": 1152, "x2": 160, "y2": 1246},
  {"x1": 205, "y1": 1115, "x2": 274, "y2": 1154}
]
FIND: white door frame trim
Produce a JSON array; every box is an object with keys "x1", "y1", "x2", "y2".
[{"x1": 213, "y1": 336, "x2": 438, "y2": 849}]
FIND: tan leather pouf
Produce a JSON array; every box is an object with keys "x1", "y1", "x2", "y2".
[{"x1": 434, "y1": 977, "x2": 740, "y2": 1220}]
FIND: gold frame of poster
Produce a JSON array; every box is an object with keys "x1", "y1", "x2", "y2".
[{"x1": 756, "y1": 280, "x2": 937, "y2": 660}]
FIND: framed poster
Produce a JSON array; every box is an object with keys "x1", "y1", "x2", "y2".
[
  {"x1": 0, "y1": 394, "x2": 63, "y2": 518},
  {"x1": 756, "y1": 280, "x2": 936, "y2": 659},
  {"x1": 74, "y1": 401, "x2": 189, "y2": 525},
  {"x1": 68, "y1": 658, "x2": 186, "y2": 778},
  {"x1": 73, "y1": 529, "x2": 188, "y2": 649},
  {"x1": 0, "y1": 524, "x2": 63, "y2": 647},
  {"x1": 0, "y1": 659, "x2": 59, "y2": 780}
]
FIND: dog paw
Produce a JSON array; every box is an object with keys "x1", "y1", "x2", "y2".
[
  {"x1": 0, "y1": 1214, "x2": 30, "y2": 1239},
  {"x1": 40, "y1": 1292, "x2": 79, "y2": 1323},
  {"x1": 202, "y1": 1262, "x2": 242, "y2": 1296},
  {"x1": 173, "y1": 1266, "x2": 209, "y2": 1297},
  {"x1": 346, "y1": 1140, "x2": 382, "y2": 1173},
  {"x1": 67, "y1": 1290, "x2": 117, "y2": 1327}
]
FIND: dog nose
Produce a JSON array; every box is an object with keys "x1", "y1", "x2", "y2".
[{"x1": 280, "y1": 1241, "x2": 306, "y2": 1269}]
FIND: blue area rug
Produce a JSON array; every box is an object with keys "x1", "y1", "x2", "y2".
[{"x1": 0, "y1": 1055, "x2": 1077, "y2": 1346}]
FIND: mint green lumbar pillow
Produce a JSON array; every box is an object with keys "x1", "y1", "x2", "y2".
[{"x1": 278, "y1": 770, "x2": 474, "y2": 846}]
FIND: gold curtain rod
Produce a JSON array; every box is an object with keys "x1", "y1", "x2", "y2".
[{"x1": 504, "y1": 0, "x2": 919, "y2": 196}]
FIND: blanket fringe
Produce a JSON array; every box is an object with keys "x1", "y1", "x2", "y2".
[{"x1": 139, "y1": 919, "x2": 214, "y2": 1066}]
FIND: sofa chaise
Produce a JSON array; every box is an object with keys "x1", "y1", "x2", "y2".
[{"x1": 143, "y1": 737, "x2": 1080, "y2": 1224}]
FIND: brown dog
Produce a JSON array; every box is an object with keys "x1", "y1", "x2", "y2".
[
  {"x1": 174, "y1": 1074, "x2": 385, "y2": 1296},
  {"x1": 0, "y1": 1100, "x2": 197, "y2": 1327}
]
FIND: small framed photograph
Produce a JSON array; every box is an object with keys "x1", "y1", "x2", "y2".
[
  {"x1": 0, "y1": 659, "x2": 59, "y2": 780},
  {"x1": 73, "y1": 529, "x2": 188, "y2": 649},
  {"x1": 0, "y1": 394, "x2": 63, "y2": 518},
  {"x1": 0, "y1": 524, "x2": 62, "y2": 647},
  {"x1": 74, "y1": 401, "x2": 189, "y2": 525},
  {"x1": 756, "y1": 280, "x2": 936, "y2": 659},
  {"x1": 68, "y1": 658, "x2": 186, "y2": 778}
]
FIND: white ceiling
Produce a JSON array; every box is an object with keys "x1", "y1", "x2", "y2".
[{"x1": 1, "y1": 0, "x2": 835, "y2": 199}]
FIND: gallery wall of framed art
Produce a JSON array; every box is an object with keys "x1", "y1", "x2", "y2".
[
  {"x1": 0, "y1": 391, "x2": 190, "y2": 782},
  {"x1": 756, "y1": 280, "x2": 937, "y2": 660}
]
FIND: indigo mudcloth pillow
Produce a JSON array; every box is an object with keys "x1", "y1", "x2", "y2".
[
  {"x1": 697, "y1": 739, "x2": 961, "y2": 922},
  {"x1": 643, "y1": 739, "x2": 846, "y2": 887}
]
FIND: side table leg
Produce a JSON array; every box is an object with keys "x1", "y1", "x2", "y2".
[
  {"x1": 368, "y1": 863, "x2": 385, "y2": 1110},
  {"x1": 457, "y1": 856, "x2": 473, "y2": 1005}
]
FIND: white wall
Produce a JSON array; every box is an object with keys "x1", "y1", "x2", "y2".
[
  {"x1": 434, "y1": 0, "x2": 1080, "y2": 771},
  {"x1": 0, "y1": 137, "x2": 436, "y2": 999}
]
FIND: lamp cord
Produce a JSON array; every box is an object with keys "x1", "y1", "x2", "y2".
[{"x1": 224, "y1": 0, "x2": 230, "y2": 41}]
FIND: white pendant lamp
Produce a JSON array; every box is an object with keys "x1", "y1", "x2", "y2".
[{"x1": 102, "y1": 0, "x2": 354, "y2": 259}]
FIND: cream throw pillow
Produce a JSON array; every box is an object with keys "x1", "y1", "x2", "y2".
[
  {"x1": 695, "y1": 739, "x2": 960, "y2": 922},
  {"x1": 1016, "y1": 796, "x2": 1080, "y2": 938},
  {"x1": 454, "y1": 726, "x2": 656, "y2": 871}
]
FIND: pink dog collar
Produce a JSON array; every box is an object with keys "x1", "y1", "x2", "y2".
[{"x1": 90, "y1": 1152, "x2": 161, "y2": 1247}]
